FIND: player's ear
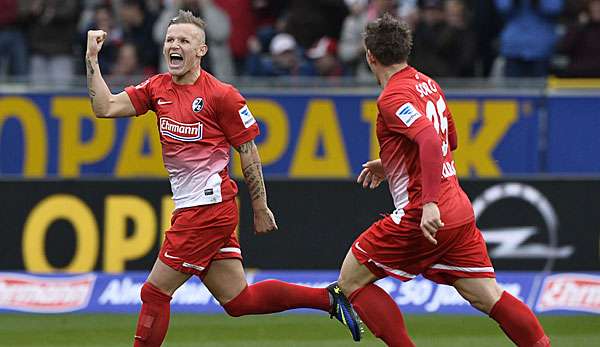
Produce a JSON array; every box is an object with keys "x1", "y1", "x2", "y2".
[
  {"x1": 366, "y1": 49, "x2": 377, "y2": 66},
  {"x1": 197, "y1": 44, "x2": 208, "y2": 58}
]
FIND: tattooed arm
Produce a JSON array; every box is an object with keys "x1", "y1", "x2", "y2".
[
  {"x1": 86, "y1": 30, "x2": 136, "y2": 118},
  {"x1": 236, "y1": 140, "x2": 278, "y2": 234}
]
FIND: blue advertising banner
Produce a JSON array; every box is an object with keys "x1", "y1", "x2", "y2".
[
  {"x1": 1, "y1": 271, "x2": 598, "y2": 315},
  {"x1": 546, "y1": 95, "x2": 600, "y2": 173},
  {"x1": 0, "y1": 92, "x2": 541, "y2": 178}
]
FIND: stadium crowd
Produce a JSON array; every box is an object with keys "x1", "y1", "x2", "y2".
[{"x1": 0, "y1": 0, "x2": 599, "y2": 84}]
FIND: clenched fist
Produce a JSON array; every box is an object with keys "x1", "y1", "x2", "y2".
[{"x1": 86, "y1": 30, "x2": 107, "y2": 57}]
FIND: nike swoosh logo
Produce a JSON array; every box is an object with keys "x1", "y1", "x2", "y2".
[
  {"x1": 354, "y1": 242, "x2": 367, "y2": 254},
  {"x1": 157, "y1": 99, "x2": 172, "y2": 105},
  {"x1": 163, "y1": 252, "x2": 181, "y2": 260}
]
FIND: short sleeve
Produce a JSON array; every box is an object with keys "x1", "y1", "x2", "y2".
[
  {"x1": 377, "y1": 92, "x2": 431, "y2": 141},
  {"x1": 217, "y1": 86, "x2": 260, "y2": 147},
  {"x1": 124, "y1": 77, "x2": 154, "y2": 115}
]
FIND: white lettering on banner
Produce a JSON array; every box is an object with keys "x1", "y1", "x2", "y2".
[
  {"x1": 394, "y1": 279, "x2": 433, "y2": 306},
  {"x1": 537, "y1": 274, "x2": 600, "y2": 314},
  {"x1": 98, "y1": 277, "x2": 216, "y2": 306},
  {"x1": 375, "y1": 277, "x2": 523, "y2": 313},
  {"x1": 0, "y1": 273, "x2": 95, "y2": 313},
  {"x1": 98, "y1": 278, "x2": 143, "y2": 305}
]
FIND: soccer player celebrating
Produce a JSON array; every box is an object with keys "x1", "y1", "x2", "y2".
[
  {"x1": 332, "y1": 14, "x2": 551, "y2": 347},
  {"x1": 85, "y1": 10, "x2": 361, "y2": 346}
]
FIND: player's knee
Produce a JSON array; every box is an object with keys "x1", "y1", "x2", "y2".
[
  {"x1": 221, "y1": 286, "x2": 250, "y2": 317},
  {"x1": 468, "y1": 289, "x2": 503, "y2": 314},
  {"x1": 337, "y1": 275, "x2": 361, "y2": 297},
  {"x1": 140, "y1": 282, "x2": 172, "y2": 304}
]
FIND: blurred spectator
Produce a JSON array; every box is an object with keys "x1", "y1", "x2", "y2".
[
  {"x1": 27, "y1": 0, "x2": 80, "y2": 85},
  {"x1": 285, "y1": 0, "x2": 348, "y2": 49},
  {"x1": 340, "y1": 0, "x2": 404, "y2": 78},
  {"x1": 245, "y1": 33, "x2": 315, "y2": 76},
  {"x1": 410, "y1": 0, "x2": 456, "y2": 77},
  {"x1": 0, "y1": 0, "x2": 28, "y2": 77},
  {"x1": 307, "y1": 37, "x2": 344, "y2": 76},
  {"x1": 495, "y1": 0, "x2": 564, "y2": 77},
  {"x1": 367, "y1": 0, "x2": 400, "y2": 21},
  {"x1": 214, "y1": 0, "x2": 257, "y2": 75},
  {"x1": 558, "y1": 0, "x2": 600, "y2": 76},
  {"x1": 81, "y1": 4, "x2": 123, "y2": 75},
  {"x1": 338, "y1": 0, "x2": 370, "y2": 78},
  {"x1": 154, "y1": 0, "x2": 234, "y2": 80},
  {"x1": 467, "y1": 0, "x2": 503, "y2": 76},
  {"x1": 110, "y1": 42, "x2": 145, "y2": 78},
  {"x1": 121, "y1": 0, "x2": 159, "y2": 75},
  {"x1": 443, "y1": 0, "x2": 477, "y2": 76}
]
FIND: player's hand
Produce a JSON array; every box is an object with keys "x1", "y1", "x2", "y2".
[
  {"x1": 357, "y1": 159, "x2": 385, "y2": 189},
  {"x1": 420, "y1": 202, "x2": 444, "y2": 245},
  {"x1": 253, "y1": 207, "x2": 278, "y2": 235},
  {"x1": 86, "y1": 30, "x2": 107, "y2": 57}
]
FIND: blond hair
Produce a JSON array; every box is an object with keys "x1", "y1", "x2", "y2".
[{"x1": 168, "y1": 10, "x2": 205, "y2": 30}]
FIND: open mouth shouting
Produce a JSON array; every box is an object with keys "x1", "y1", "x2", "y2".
[{"x1": 169, "y1": 52, "x2": 184, "y2": 70}]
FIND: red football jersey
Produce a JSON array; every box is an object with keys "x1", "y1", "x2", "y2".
[
  {"x1": 377, "y1": 65, "x2": 473, "y2": 228},
  {"x1": 125, "y1": 70, "x2": 259, "y2": 209}
]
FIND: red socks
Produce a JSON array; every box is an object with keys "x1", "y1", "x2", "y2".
[
  {"x1": 490, "y1": 291, "x2": 550, "y2": 347},
  {"x1": 222, "y1": 279, "x2": 330, "y2": 317},
  {"x1": 349, "y1": 284, "x2": 415, "y2": 347},
  {"x1": 133, "y1": 282, "x2": 172, "y2": 347}
]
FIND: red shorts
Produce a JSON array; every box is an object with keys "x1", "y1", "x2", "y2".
[
  {"x1": 158, "y1": 199, "x2": 242, "y2": 277},
  {"x1": 352, "y1": 216, "x2": 494, "y2": 285}
]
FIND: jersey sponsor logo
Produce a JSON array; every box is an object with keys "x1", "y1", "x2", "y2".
[
  {"x1": 536, "y1": 274, "x2": 600, "y2": 314},
  {"x1": 157, "y1": 99, "x2": 172, "y2": 105},
  {"x1": 192, "y1": 97, "x2": 204, "y2": 113},
  {"x1": 159, "y1": 117, "x2": 203, "y2": 142},
  {"x1": 0, "y1": 273, "x2": 95, "y2": 313},
  {"x1": 238, "y1": 104, "x2": 256, "y2": 128},
  {"x1": 395, "y1": 103, "x2": 422, "y2": 127}
]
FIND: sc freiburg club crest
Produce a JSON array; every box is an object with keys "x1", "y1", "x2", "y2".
[{"x1": 192, "y1": 97, "x2": 204, "y2": 113}]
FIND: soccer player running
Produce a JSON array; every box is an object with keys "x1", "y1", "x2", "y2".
[
  {"x1": 85, "y1": 10, "x2": 361, "y2": 346},
  {"x1": 332, "y1": 14, "x2": 551, "y2": 347}
]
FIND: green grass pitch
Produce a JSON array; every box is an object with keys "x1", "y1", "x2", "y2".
[{"x1": 1, "y1": 313, "x2": 598, "y2": 346}]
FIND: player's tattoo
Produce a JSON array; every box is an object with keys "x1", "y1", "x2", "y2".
[
  {"x1": 242, "y1": 162, "x2": 266, "y2": 202},
  {"x1": 236, "y1": 141, "x2": 252, "y2": 154},
  {"x1": 237, "y1": 141, "x2": 267, "y2": 204},
  {"x1": 86, "y1": 57, "x2": 96, "y2": 103},
  {"x1": 86, "y1": 57, "x2": 95, "y2": 76}
]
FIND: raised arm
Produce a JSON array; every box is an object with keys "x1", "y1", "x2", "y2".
[
  {"x1": 235, "y1": 140, "x2": 278, "y2": 234},
  {"x1": 86, "y1": 30, "x2": 137, "y2": 118}
]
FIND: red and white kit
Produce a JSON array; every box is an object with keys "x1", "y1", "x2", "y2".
[
  {"x1": 352, "y1": 66, "x2": 495, "y2": 284},
  {"x1": 125, "y1": 70, "x2": 259, "y2": 276}
]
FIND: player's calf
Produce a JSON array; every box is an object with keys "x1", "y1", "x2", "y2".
[{"x1": 489, "y1": 291, "x2": 550, "y2": 347}]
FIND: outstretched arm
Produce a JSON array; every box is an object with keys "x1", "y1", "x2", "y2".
[
  {"x1": 235, "y1": 140, "x2": 278, "y2": 234},
  {"x1": 86, "y1": 30, "x2": 137, "y2": 118}
]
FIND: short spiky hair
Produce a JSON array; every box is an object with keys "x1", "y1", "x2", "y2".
[
  {"x1": 364, "y1": 13, "x2": 412, "y2": 66},
  {"x1": 168, "y1": 9, "x2": 205, "y2": 30}
]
